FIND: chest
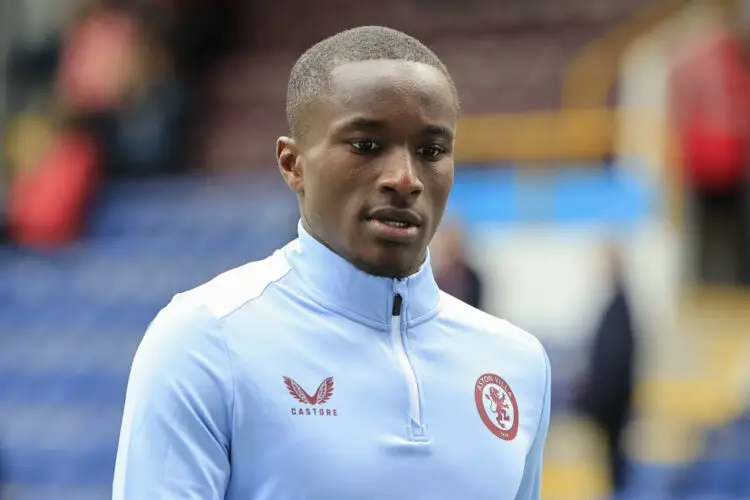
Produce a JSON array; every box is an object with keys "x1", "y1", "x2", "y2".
[{"x1": 223, "y1": 312, "x2": 538, "y2": 500}]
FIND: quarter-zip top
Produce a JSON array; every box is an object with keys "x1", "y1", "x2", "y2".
[
  {"x1": 114, "y1": 221, "x2": 552, "y2": 500},
  {"x1": 391, "y1": 292, "x2": 427, "y2": 440}
]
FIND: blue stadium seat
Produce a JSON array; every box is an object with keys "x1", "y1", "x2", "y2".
[
  {"x1": 667, "y1": 413, "x2": 750, "y2": 498},
  {"x1": 0, "y1": 174, "x2": 300, "y2": 490},
  {"x1": 625, "y1": 462, "x2": 678, "y2": 499},
  {"x1": 3, "y1": 448, "x2": 116, "y2": 485},
  {"x1": 3, "y1": 485, "x2": 111, "y2": 500}
]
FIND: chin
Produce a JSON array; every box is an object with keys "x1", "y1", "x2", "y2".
[{"x1": 355, "y1": 247, "x2": 424, "y2": 279}]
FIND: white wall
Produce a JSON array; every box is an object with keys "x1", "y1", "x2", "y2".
[{"x1": 466, "y1": 222, "x2": 679, "y2": 350}]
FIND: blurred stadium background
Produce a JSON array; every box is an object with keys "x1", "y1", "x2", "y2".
[{"x1": 1, "y1": 0, "x2": 750, "y2": 499}]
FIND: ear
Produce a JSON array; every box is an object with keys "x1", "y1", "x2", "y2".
[{"x1": 276, "y1": 136, "x2": 304, "y2": 193}]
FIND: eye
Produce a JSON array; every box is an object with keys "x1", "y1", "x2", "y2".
[
  {"x1": 418, "y1": 145, "x2": 448, "y2": 161},
  {"x1": 347, "y1": 140, "x2": 382, "y2": 155}
]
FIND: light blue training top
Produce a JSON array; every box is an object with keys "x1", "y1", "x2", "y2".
[{"x1": 113, "y1": 223, "x2": 551, "y2": 499}]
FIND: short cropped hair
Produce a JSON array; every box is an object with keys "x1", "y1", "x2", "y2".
[{"x1": 286, "y1": 26, "x2": 459, "y2": 138}]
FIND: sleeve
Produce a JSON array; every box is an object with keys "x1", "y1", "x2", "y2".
[
  {"x1": 515, "y1": 347, "x2": 552, "y2": 500},
  {"x1": 112, "y1": 297, "x2": 234, "y2": 500}
]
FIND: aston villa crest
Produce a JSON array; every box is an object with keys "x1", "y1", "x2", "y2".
[{"x1": 475, "y1": 373, "x2": 519, "y2": 440}]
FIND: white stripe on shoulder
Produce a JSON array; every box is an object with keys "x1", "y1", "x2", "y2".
[{"x1": 176, "y1": 250, "x2": 292, "y2": 319}]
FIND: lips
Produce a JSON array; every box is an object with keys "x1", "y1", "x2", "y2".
[
  {"x1": 366, "y1": 207, "x2": 422, "y2": 228},
  {"x1": 365, "y1": 207, "x2": 422, "y2": 244},
  {"x1": 377, "y1": 220, "x2": 411, "y2": 229}
]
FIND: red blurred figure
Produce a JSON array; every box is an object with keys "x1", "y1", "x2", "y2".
[
  {"x1": 669, "y1": 17, "x2": 750, "y2": 284},
  {"x1": 8, "y1": 131, "x2": 100, "y2": 249}
]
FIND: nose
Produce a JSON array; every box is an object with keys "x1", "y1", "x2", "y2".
[{"x1": 378, "y1": 149, "x2": 424, "y2": 198}]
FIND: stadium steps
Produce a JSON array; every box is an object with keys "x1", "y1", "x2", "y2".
[
  {"x1": 541, "y1": 287, "x2": 750, "y2": 498},
  {"x1": 623, "y1": 289, "x2": 750, "y2": 497},
  {"x1": 541, "y1": 416, "x2": 609, "y2": 499},
  {"x1": 628, "y1": 287, "x2": 750, "y2": 458}
]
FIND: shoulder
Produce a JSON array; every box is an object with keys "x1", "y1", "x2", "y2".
[
  {"x1": 172, "y1": 249, "x2": 292, "y2": 321},
  {"x1": 438, "y1": 292, "x2": 549, "y2": 371},
  {"x1": 140, "y1": 249, "x2": 292, "y2": 352}
]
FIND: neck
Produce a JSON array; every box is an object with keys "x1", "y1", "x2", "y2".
[
  {"x1": 284, "y1": 221, "x2": 441, "y2": 330},
  {"x1": 300, "y1": 217, "x2": 425, "y2": 280}
]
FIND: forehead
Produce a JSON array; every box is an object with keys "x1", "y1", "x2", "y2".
[{"x1": 317, "y1": 60, "x2": 457, "y2": 131}]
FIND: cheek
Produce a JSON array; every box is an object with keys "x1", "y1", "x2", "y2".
[
  {"x1": 305, "y1": 160, "x2": 363, "y2": 221},
  {"x1": 427, "y1": 164, "x2": 454, "y2": 200},
  {"x1": 442, "y1": 168, "x2": 455, "y2": 191}
]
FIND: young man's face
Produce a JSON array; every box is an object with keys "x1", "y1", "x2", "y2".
[{"x1": 278, "y1": 60, "x2": 457, "y2": 278}]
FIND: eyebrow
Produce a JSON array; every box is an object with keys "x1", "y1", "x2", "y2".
[
  {"x1": 338, "y1": 118, "x2": 455, "y2": 140},
  {"x1": 339, "y1": 117, "x2": 385, "y2": 132},
  {"x1": 423, "y1": 124, "x2": 455, "y2": 141}
]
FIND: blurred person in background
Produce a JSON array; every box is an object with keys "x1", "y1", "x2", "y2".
[
  {"x1": 576, "y1": 245, "x2": 637, "y2": 497},
  {"x1": 56, "y1": 0, "x2": 186, "y2": 178},
  {"x1": 669, "y1": 2, "x2": 750, "y2": 286},
  {"x1": 431, "y1": 220, "x2": 485, "y2": 310},
  {"x1": 113, "y1": 26, "x2": 551, "y2": 499},
  {"x1": 4, "y1": 0, "x2": 189, "y2": 249},
  {"x1": 6, "y1": 0, "x2": 187, "y2": 180}
]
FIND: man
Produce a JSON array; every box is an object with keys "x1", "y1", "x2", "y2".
[
  {"x1": 113, "y1": 26, "x2": 550, "y2": 499},
  {"x1": 432, "y1": 221, "x2": 485, "y2": 310},
  {"x1": 576, "y1": 247, "x2": 636, "y2": 495}
]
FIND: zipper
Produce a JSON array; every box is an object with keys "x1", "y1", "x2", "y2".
[{"x1": 391, "y1": 293, "x2": 426, "y2": 438}]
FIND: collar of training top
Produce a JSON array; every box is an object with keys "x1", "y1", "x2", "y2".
[{"x1": 285, "y1": 221, "x2": 441, "y2": 331}]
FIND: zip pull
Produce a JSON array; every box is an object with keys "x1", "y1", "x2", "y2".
[{"x1": 392, "y1": 294, "x2": 403, "y2": 316}]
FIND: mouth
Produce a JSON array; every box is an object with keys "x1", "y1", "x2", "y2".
[
  {"x1": 366, "y1": 207, "x2": 422, "y2": 226},
  {"x1": 368, "y1": 219, "x2": 415, "y2": 229},
  {"x1": 365, "y1": 208, "x2": 422, "y2": 243}
]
